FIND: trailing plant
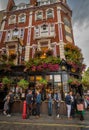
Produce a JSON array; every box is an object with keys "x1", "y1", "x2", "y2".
[
  {"x1": 24, "y1": 56, "x2": 61, "y2": 72},
  {"x1": 17, "y1": 79, "x2": 29, "y2": 89},
  {"x1": 46, "y1": 49, "x2": 53, "y2": 57},
  {"x1": 2, "y1": 77, "x2": 11, "y2": 85},
  {"x1": 39, "y1": 78, "x2": 47, "y2": 85},
  {"x1": 9, "y1": 54, "x2": 17, "y2": 61},
  {"x1": 64, "y1": 43, "x2": 86, "y2": 73},
  {"x1": 68, "y1": 77, "x2": 81, "y2": 86},
  {"x1": 34, "y1": 50, "x2": 43, "y2": 58}
]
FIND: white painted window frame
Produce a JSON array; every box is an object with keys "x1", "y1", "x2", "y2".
[
  {"x1": 35, "y1": 10, "x2": 43, "y2": 21},
  {"x1": 8, "y1": 15, "x2": 16, "y2": 25},
  {"x1": 46, "y1": 8, "x2": 54, "y2": 19},
  {"x1": 18, "y1": 13, "x2": 26, "y2": 23}
]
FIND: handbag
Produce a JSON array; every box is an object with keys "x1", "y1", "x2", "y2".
[{"x1": 77, "y1": 104, "x2": 84, "y2": 111}]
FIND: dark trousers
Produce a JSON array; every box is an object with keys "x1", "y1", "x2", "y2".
[
  {"x1": 36, "y1": 103, "x2": 40, "y2": 116},
  {"x1": 55, "y1": 102, "x2": 60, "y2": 116},
  {"x1": 80, "y1": 111, "x2": 84, "y2": 121},
  {"x1": 27, "y1": 104, "x2": 32, "y2": 118},
  {"x1": 71, "y1": 103, "x2": 75, "y2": 118},
  {"x1": 8, "y1": 102, "x2": 13, "y2": 114},
  {"x1": 48, "y1": 101, "x2": 52, "y2": 115}
]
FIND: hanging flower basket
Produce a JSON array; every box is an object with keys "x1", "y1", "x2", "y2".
[
  {"x1": 17, "y1": 79, "x2": 29, "y2": 90},
  {"x1": 2, "y1": 77, "x2": 11, "y2": 86},
  {"x1": 24, "y1": 56, "x2": 61, "y2": 72},
  {"x1": 68, "y1": 77, "x2": 81, "y2": 86},
  {"x1": 46, "y1": 49, "x2": 53, "y2": 57}
]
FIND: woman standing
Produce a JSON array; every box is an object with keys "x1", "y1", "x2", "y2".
[
  {"x1": 65, "y1": 91, "x2": 72, "y2": 119},
  {"x1": 76, "y1": 95, "x2": 85, "y2": 121}
]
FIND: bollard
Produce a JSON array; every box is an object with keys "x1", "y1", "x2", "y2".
[{"x1": 22, "y1": 100, "x2": 27, "y2": 119}]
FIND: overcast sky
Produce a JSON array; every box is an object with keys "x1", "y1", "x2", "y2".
[{"x1": 0, "y1": 0, "x2": 89, "y2": 68}]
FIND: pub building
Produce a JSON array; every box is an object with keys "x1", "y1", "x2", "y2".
[{"x1": 0, "y1": 0, "x2": 83, "y2": 114}]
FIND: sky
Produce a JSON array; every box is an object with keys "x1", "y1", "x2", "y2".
[{"x1": 0, "y1": 0, "x2": 89, "y2": 68}]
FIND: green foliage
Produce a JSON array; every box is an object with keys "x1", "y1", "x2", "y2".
[
  {"x1": 24, "y1": 56, "x2": 61, "y2": 70},
  {"x1": 9, "y1": 54, "x2": 17, "y2": 61},
  {"x1": 64, "y1": 43, "x2": 86, "y2": 73},
  {"x1": 0, "y1": 53, "x2": 16, "y2": 70},
  {"x1": 64, "y1": 43, "x2": 83, "y2": 64},
  {"x1": 39, "y1": 78, "x2": 47, "y2": 85},
  {"x1": 2, "y1": 77, "x2": 11, "y2": 85},
  {"x1": 17, "y1": 79, "x2": 29, "y2": 89},
  {"x1": 68, "y1": 77, "x2": 81, "y2": 86},
  {"x1": 82, "y1": 67, "x2": 89, "y2": 87}
]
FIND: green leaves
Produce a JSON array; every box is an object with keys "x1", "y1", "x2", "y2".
[
  {"x1": 17, "y1": 79, "x2": 29, "y2": 89},
  {"x1": 24, "y1": 56, "x2": 61, "y2": 71},
  {"x1": 64, "y1": 43, "x2": 86, "y2": 73},
  {"x1": 2, "y1": 77, "x2": 11, "y2": 85}
]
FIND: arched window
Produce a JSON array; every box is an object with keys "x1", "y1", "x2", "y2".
[
  {"x1": 46, "y1": 8, "x2": 54, "y2": 19},
  {"x1": 18, "y1": 13, "x2": 26, "y2": 23},
  {"x1": 9, "y1": 15, "x2": 16, "y2": 24},
  {"x1": 35, "y1": 11, "x2": 43, "y2": 20}
]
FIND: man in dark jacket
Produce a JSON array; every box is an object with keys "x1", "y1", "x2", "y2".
[
  {"x1": 26, "y1": 90, "x2": 33, "y2": 118},
  {"x1": 7, "y1": 91, "x2": 14, "y2": 117}
]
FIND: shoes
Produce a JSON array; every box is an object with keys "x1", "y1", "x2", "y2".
[
  {"x1": 56, "y1": 114, "x2": 59, "y2": 118},
  {"x1": 3, "y1": 111, "x2": 7, "y2": 115},
  {"x1": 48, "y1": 114, "x2": 52, "y2": 116},
  {"x1": 68, "y1": 117, "x2": 72, "y2": 120},
  {"x1": 36, "y1": 115, "x2": 40, "y2": 119},
  {"x1": 7, "y1": 114, "x2": 11, "y2": 117}
]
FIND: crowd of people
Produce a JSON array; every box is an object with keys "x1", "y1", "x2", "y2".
[
  {"x1": 3, "y1": 88, "x2": 89, "y2": 121},
  {"x1": 65, "y1": 91, "x2": 89, "y2": 121}
]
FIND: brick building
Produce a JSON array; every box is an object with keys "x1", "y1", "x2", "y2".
[
  {"x1": 0, "y1": 1, "x2": 83, "y2": 113},
  {"x1": 0, "y1": 0, "x2": 74, "y2": 64}
]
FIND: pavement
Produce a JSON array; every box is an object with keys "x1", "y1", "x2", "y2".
[{"x1": 0, "y1": 111, "x2": 89, "y2": 130}]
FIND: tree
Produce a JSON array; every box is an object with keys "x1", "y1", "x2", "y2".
[{"x1": 82, "y1": 67, "x2": 89, "y2": 91}]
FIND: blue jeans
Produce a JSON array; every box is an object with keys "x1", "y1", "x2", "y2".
[{"x1": 48, "y1": 101, "x2": 52, "y2": 115}]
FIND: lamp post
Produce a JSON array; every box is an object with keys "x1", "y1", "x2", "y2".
[{"x1": 14, "y1": 26, "x2": 24, "y2": 65}]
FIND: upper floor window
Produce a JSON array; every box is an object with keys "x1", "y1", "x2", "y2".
[
  {"x1": 9, "y1": 15, "x2": 16, "y2": 24},
  {"x1": 63, "y1": 17, "x2": 71, "y2": 27},
  {"x1": 0, "y1": 31, "x2": 2, "y2": 42},
  {"x1": 17, "y1": 4, "x2": 26, "y2": 10},
  {"x1": 50, "y1": 0, "x2": 57, "y2": 3},
  {"x1": 37, "y1": 0, "x2": 58, "y2": 6},
  {"x1": 35, "y1": 11, "x2": 43, "y2": 20},
  {"x1": 18, "y1": 13, "x2": 26, "y2": 23},
  {"x1": 6, "y1": 30, "x2": 11, "y2": 41},
  {"x1": 37, "y1": 0, "x2": 50, "y2": 6},
  {"x1": 12, "y1": 29, "x2": 19, "y2": 40},
  {"x1": 46, "y1": 8, "x2": 54, "y2": 19}
]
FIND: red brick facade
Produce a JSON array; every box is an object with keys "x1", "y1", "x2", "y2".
[{"x1": 0, "y1": 0, "x2": 74, "y2": 64}]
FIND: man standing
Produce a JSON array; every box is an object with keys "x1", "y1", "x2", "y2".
[
  {"x1": 7, "y1": 91, "x2": 14, "y2": 117},
  {"x1": 35, "y1": 90, "x2": 41, "y2": 118},
  {"x1": 54, "y1": 90, "x2": 61, "y2": 118},
  {"x1": 26, "y1": 90, "x2": 33, "y2": 118}
]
